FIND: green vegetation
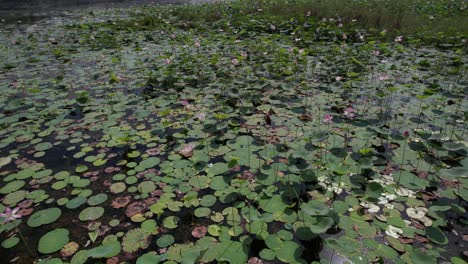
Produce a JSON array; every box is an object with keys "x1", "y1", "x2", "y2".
[{"x1": 0, "y1": 0, "x2": 466, "y2": 263}]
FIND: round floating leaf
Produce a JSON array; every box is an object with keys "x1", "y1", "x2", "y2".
[
  {"x1": 141, "y1": 219, "x2": 157, "y2": 234},
  {"x1": 259, "y1": 248, "x2": 276, "y2": 260},
  {"x1": 425, "y1": 227, "x2": 448, "y2": 245},
  {"x1": 38, "y1": 228, "x2": 70, "y2": 254},
  {"x1": 409, "y1": 249, "x2": 437, "y2": 264},
  {"x1": 137, "y1": 251, "x2": 164, "y2": 264},
  {"x1": 0, "y1": 180, "x2": 25, "y2": 194},
  {"x1": 87, "y1": 194, "x2": 108, "y2": 206},
  {"x1": 156, "y1": 234, "x2": 174, "y2": 248},
  {"x1": 209, "y1": 176, "x2": 229, "y2": 190},
  {"x1": 75, "y1": 165, "x2": 88, "y2": 173},
  {"x1": 162, "y1": 216, "x2": 179, "y2": 229},
  {"x1": 194, "y1": 207, "x2": 211, "y2": 218},
  {"x1": 309, "y1": 216, "x2": 334, "y2": 234},
  {"x1": 122, "y1": 228, "x2": 151, "y2": 253},
  {"x1": 1, "y1": 236, "x2": 19, "y2": 248},
  {"x1": 127, "y1": 151, "x2": 141, "y2": 158},
  {"x1": 300, "y1": 200, "x2": 329, "y2": 216},
  {"x1": 87, "y1": 241, "x2": 121, "y2": 258},
  {"x1": 70, "y1": 249, "x2": 88, "y2": 264},
  {"x1": 140, "y1": 157, "x2": 160, "y2": 169},
  {"x1": 138, "y1": 181, "x2": 156, "y2": 194},
  {"x1": 79, "y1": 207, "x2": 104, "y2": 221},
  {"x1": 66, "y1": 196, "x2": 87, "y2": 209},
  {"x1": 260, "y1": 195, "x2": 288, "y2": 213},
  {"x1": 3, "y1": 190, "x2": 27, "y2": 206},
  {"x1": 0, "y1": 157, "x2": 12, "y2": 168},
  {"x1": 367, "y1": 182, "x2": 384, "y2": 199},
  {"x1": 27, "y1": 207, "x2": 62, "y2": 227},
  {"x1": 200, "y1": 195, "x2": 216, "y2": 207},
  {"x1": 110, "y1": 182, "x2": 126, "y2": 194},
  {"x1": 265, "y1": 234, "x2": 283, "y2": 250},
  {"x1": 208, "y1": 225, "x2": 221, "y2": 236},
  {"x1": 276, "y1": 241, "x2": 302, "y2": 263},
  {"x1": 35, "y1": 142, "x2": 52, "y2": 151},
  {"x1": 189, "y1": 176, "x2": 209, "y2": 189},
  {"x1": 277, "y1": 230, "x2": 293, "y2": 240}
]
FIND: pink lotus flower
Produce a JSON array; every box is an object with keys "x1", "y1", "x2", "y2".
[
  {"x1": 378, "y1": 75, "x2": 390, "y2": 81},
  {"x1": 343, "y1": 107, "x2": 355, "y2": 119},
  {"x1": 395, "y1": 36, "x2": 403, "y2": 43},
  {"x1": 403, "y1": 131, "x2": 410, "y2": 138},
  {"x1": 335, "y1": 76, "x2": 343, "y2": 81},
  {"x1": 241, "y1": 52, "x2": 248, "y2": 59},
  {"x1": 231, "y1": 58, "x2": 239, "y2": 65},
  {"x1": 182, "y1": 99, "x2": 189, "y2": 106},
  {"x1": 270, "y1": 24, "x2": 276, "y2": 30},
  {"x1": 164, "y1": 58, "x2": 171, "y2": 65},
  {"x1": 197, "y1": 113, "x2": 206, "y2": 121},
  {"x1": 372, "y1": 50, "x2": 380, "y2": 56},
  {"x1": 194, "y1": 41, "x2": 201, "y2": 48},
  {"x1": 0, "y1": 207, "x2": 21, "y2": 222},
  {"x1": 323, "y1": 114, "x2": 334, "y2": 125}
]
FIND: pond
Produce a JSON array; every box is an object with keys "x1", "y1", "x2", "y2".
[
  {"x1": 0, "y1": 1, "x2": 466, "y2": 264},
  {"x1": 0, "y1": 0, "x2": 199, "y2": 24}
]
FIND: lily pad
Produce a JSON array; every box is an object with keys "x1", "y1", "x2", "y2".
[
  {"x1": 38, "y1": 228, "x2": 69, "y2": 254},
  {"x1": 79, "y1": 207, "x2": 105, "y2": 221},
  {"x1": 27, "y1": 207, "x2": 62, "y2": 227}
]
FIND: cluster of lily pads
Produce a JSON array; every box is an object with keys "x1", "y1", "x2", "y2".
[{"x1": 0, "y1": 1, "x2": 467, "y2": 264}]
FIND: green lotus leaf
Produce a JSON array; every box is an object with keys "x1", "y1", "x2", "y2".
[
  {"x1": 79, "y1": 207, "x2": 104, "y2": 221},
  {"x1": 259, "y1": 248, "x2": 276, "y2": 260},
  {"x1": 194, "y1": 207, "x2": 211, "y2": 218},
  {"x1": 110, "y1": 182, "x2": 126, "y2": 193},
  {"x1": 162, "y1": 216, "x2": 180, "y2": 229},
  {"x1": 87, "y1": 241, "x2": 121, "y2": 258},
  {"x1": 27, "y1": 207, "x2": 61, "y2": 227},
  {"x1": 259, "y1": 195, "x2": 288, "y2": 213},
  {"x1": 3, "y1": 190, "x2": 27, "y2": 206},
  {"x1": 1, "y1": 236, "x2": 19, "y2": 249},
  {"x1": 300, "y1": 200, "x2": 329, "y2": 216},
  {"x1": 408, "y1": 249, "x2": 437, "y2": 264},
  {"x1": 66, "y1": 196, "x2": 87, "y2": 209},
  {"x1": 156, "y1": 234, "x2": 174, "y2": 248},
  {"x1": 138, "y1": 181, "x2": 156, "y2": 194},
  {"x1": 189, "y1": 176, "x2": 209, "y2": 189},
  {"x1": 200, "y1": 195, "x2": 217, "y2": 207},
  {"x1": 209, "y1": 176, "x2": 229, "y2": 190},
  {"x1": 122, "y1": 228, "x2": 151, "y2": 253},
  {"x1": 35, "y1": 142, "x2": 52, "y2": 151},
  {"x1": 139, "y1": 157, "x2": 160, "y2": 169},
  {"x1": 137, "y1": 251, "x2": 165, "y2": 264},
  {"x1": 87, "y1": 193, "x2": 108, "y2": 206},
  {"x1": 265, "y1": 234, "x2": 283, "y2": 250},
  {"x1": 425, "y1": 227, "x2": 448, "y2": 245},
  {"x1": 208, "y1": 225, "x2": 222, "y2": 236},
  {"x1": 71, "y1": 249, "x2": 89, "y2": 264},
  {"x1": 0, "y1": 157, "x2": 12, "y2": 168},
  {"x1": 276, "y1": 240, "x2": 303, "y2": 263},
  {"x1": 0, "y1": 180, "x2": 25, "y2": 194},
  {"x1": 366, "y1": 182, "x2": 384, "y2": 199},
  {"x1": 216, "y1": 240, "x2": 248, "y2": 264},
  {"x1": 38, "y1": 228, "x2": 69, "y2": 254}
]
